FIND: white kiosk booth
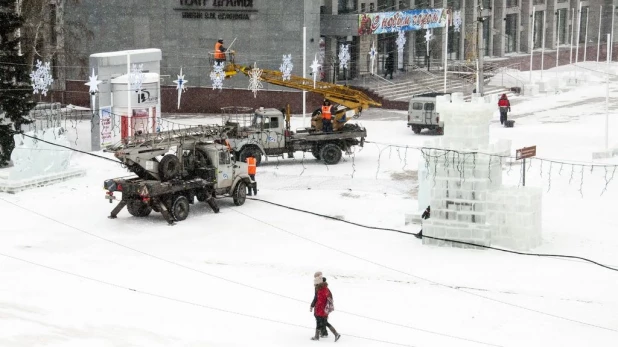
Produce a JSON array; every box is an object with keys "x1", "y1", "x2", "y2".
[{"x1": 110, "y1": 72, "x2": 161, "y2": 140}]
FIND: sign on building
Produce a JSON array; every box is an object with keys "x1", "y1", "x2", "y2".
[{"x1": 358, "y1": 8, "x2": 451, "y2": 35}]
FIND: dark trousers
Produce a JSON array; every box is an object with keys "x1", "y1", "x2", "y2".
[
  {"x1": 322, "y1": 119, "x2": 332, "y2": 133},
  {"x1": 499, "y1": 108, "x2": 508, "y2": 125},
  {"x1": 247, "y1": 174, "x2": 257, "y2": 195},
  {"x1": 384, "y1": 69, "x2": 393, "y2": 79},
  {"x1": 315, "y1": 316, "x2": 332, "y2": 334}
]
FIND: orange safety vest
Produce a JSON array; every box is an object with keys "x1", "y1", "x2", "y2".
[
  {"x1": 321, "y1": 105, "x2": 332, "y2": 120},
  {"x1": 247, "y1": 157, "x2": 257, "y2": 175},
  {"x1": 215, "y1": 42, "x2": 225, "y2": 60}
]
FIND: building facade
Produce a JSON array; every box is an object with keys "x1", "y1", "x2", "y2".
[
  {"x1": 64, "y1": 0, "x2": 321, "y2": 88},
  {"x1": 320, "y1": 0, "x2": 618, "y2": 78},
  {"x1": 56, "y1": 0, "x2": 618, "y2": 86}
]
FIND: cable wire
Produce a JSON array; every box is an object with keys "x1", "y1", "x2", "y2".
[
  {"x1": 0, "y1": 197, "x2": 500, "y2": 347},
  {"x1": 0, "y1": 252, "x2": 417, "y2": 347},
  {"x1": 230, "y1": 202, "x2": 618, "y2": 334}
]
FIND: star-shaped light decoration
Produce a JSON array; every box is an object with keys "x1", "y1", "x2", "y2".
[
  {"x1": 85, "y1": 68, "x2": 102, "y2": 95},
  {"x1": 310, "y1": 54, "x2": 321, "y2": 88},
  {"x1": 369, "y1": 42, "x2": 377, "y2": 75},
  {"x1": 424, "y1": 28, "x2": 433, "y2": 43},
  {"x1": 173, "y1": 67, "x2": 188, "y2": 110}
]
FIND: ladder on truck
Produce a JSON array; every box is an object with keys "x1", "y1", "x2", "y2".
[{"x1": 108, "y1": 124, "x2": 228, "y2": 152}]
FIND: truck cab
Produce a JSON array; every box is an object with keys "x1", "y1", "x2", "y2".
[{"x1": 407, "y1": 93, "x2": 447, "y2": 135}]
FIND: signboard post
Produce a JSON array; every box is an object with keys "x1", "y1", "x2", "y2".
[{"x1": 516, "y1": 145, "x2": 537, "y2": 186}]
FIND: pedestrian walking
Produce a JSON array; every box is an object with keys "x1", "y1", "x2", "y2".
[
  {"x1": 246, "y1": 154, "x2": 257, "y2": 196},
  {"x1": 498, "y1": 94, "x2": 511, "y2": 126},
  {"x1": 384, "y1": 52, "x2": 394, "y2": 79},
  {"x1": 309, "y1": 272, "x2": 341, "y2": 341}
]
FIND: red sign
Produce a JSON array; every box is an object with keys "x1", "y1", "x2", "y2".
[{"x1": 516, "y1": 146, "x2": 537, "y2": 160}]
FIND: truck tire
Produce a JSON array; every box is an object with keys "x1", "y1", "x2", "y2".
[
  {"x1": 311, "y1": 145, "x2": 321, "y2": 160},
  {"x1": 239, "y1": 147, "x2": 262, "y2": 166},
  {"x1": 127, "y1": 200, "x2": 152, "y2": 217},
  {"x1": 412, "y1": 126, "x2": 421, "y2": 134},
  {"x1": 320, "y1": 143, "x2": 342, "y2": 165},
  {"x1": 233, "y1": 181, "x2": 247, "y2": 206},
  {"x1": 171, "y1": 195, "x2": 190, "y2": 221},
  {"x1": 159, "y1": 154, "x2": 180, "y2": 181},
  {"x1": 196, "y1": 189, "x2": 208, "y2": 202}
]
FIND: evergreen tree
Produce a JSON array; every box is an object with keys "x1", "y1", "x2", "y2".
[{"x1": 0, "y1": 0, "x2": 35, "y2": 167}]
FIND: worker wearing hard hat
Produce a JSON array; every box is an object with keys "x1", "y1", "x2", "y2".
[{"x1": 214, "y1": 38, "x2": 227, "y2": 64}]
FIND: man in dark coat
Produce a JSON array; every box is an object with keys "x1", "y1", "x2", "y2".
[
  {"x1": 415, "y1": 206, "x2": 430, "y2": 239},
  {"x1": 384, "y1": 52, "x2": 395, "y2": 79}
]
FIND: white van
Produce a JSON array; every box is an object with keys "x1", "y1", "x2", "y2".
[{"x1": 407, "y1": 93, "x2": 446, "y2": 135}]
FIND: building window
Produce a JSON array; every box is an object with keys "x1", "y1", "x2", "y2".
[
  {"x1": 533, "y1": 10, "x2": 544, "y2": 49},
  {"x1": 482, "y1": 19, "x2": 491, "y2": 56},
  {"x1": 579, "y1": 6, "x2": 589, "y2": 43},
  {"x1": 557, "y1": 0, "x2": 568, "y2": 3},
  {"x1": 505, "y1": 14, "x2": 518, "y2": 53},
  {"x1": 533, "y1": 0, "x2": 545, "y2": 5},
  {"x1": 448, "y1": 25, "x2": 461, "y2": 59},
  {"x1": 556, "y1": 9, "x2": 568, "y2": 45},
  {"x1": 338, "y1": 0, "x2": 355, "y2": 14},
  {"x1": 361, "y1": 3, "x2": 366, "y2": 12},
  {"x1": 415, "y1": 0, "x2": 429, "y2": 8},
  {"x1": 447, "y1": 0, "x2": 462, "y2": 10},
  {"x1": 506, "y1": 0, "x2": 518, "y2": 7},
  {"x1": 370, "y1": 2, "x2": 375, "y2": 12}
]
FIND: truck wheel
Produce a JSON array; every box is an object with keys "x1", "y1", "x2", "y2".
[
  {"x1": 159, "y1": 154, "x2": 180, "y2": 181},
  {"x1": 171, "y1": 195, "x2": 190, "y2": 221},
  {"x1": 196, "y1": 189, "x2": 208, "y2": 202},
  {"x1": 311, "y1": 146, "x2": 321, "y2": 160},
  {"x1": 127, "y1": 200, "x2": 152, "y2": 217},
  {"x1": 233, "y1": 181, "x2": 247, "y2": 206},
  {"x1": 239, "y1": 147, "x2": 262, "y2": 166},
  {"x1": 320, "y1": 143, "x2": 342, "y2": 165},
  {"x1": 412, "y1": 126, "x2": 421, "y2": 134}
]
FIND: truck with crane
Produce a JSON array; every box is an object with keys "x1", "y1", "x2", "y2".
[
  {"x1": 213, "y1": 53, "x2": 382, "y2": 165},
  {"x1": 103, "y1": 124, "x2": 255, "y2": 224}
]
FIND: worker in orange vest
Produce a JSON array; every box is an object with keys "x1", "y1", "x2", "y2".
[
  {"x1": 214, "y1": 38, "x2": 227, "y2": 64},
  {"x1": 321, "y1": 100, "x2": 333, "y2": 133},
  {"x1": 246, "y1": 154, "x2": 257, "y2": 196}
]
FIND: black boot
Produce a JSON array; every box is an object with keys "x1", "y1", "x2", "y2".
[
  {"x1": 328, "y1": 326, "x2": 341, "y2": 342},
  {"x1": 320, "y1": 326, "x2": 328, "y2": 337},
  {"x1": 311, "y1": 329, "x2": 319, "y2": 341}
]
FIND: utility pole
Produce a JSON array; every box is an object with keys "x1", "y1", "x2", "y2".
[{"x1": 477, "y1": 5, "x2": 487, "y2": 96}]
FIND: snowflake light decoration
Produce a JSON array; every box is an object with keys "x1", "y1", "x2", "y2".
[
  {"x1": 129, "y1": 63, "x2": 145, "y2": 93},
  {"x1": 84, "y1": 68, "x2": 102, "y2": 95},
  {"x1": 424, "y1": 29, "x2": 433, "y2": 43},
  {"x1": 310, "y1": 54, "x2": 321, "y2": 88},
  {"x1": 210, "y1": 62, "x2": 225, "y2": 90},
  {"x1": 453, "y1": 10, "x2": 462, "y2": 33},
  {"x1": 338, "y1": 44, "x2": 350, "y2": 70},
  {"x1": 30, "y1": 60, "x2": 53, "y2": 96},
  {"x1": 173, "y1": 67, "x2": 188, "y2": 109},
  {"x1": 247, "y1": 62, "x2": 263, "y2": 98},
  {"x1": 279, "y1": 54, "x2": 293, "y2": 81},
  {"x1": 396, "y1": 30, "x2": 406, "y2": 53},
  {"x1": 369, "y1": 42, "x2": 377, "y2": 75}
]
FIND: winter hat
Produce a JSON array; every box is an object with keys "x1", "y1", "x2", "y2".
[{"x1": 313, "y1": 271, "x2": 323, "y2": 285}]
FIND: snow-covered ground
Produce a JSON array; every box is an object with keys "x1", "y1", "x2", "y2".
[{"x1": 1, "y1": 63, "x2": 618, "y2": 347}]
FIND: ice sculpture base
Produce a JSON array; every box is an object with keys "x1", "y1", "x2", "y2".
[{"x1": 0, "y1": 168, "x2": 86, "y2": 194}]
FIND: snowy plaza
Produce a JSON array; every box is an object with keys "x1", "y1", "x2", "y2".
[{"x1": 1, "y1": 61, "x2": 618, "y2": 347}]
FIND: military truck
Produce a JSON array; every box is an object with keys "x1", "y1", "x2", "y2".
[
  {"x1": 224, "y1": 107, "x2": 367, "y2": 166},
  {"x1": 104, "y1": 127, "x2": 255, "y2": 224},
  {"x1": 407, "y1": 93, "x2": 447, "y2": 135}
]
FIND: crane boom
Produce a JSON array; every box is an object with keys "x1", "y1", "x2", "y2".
[{"x1": 235, "y1": 64, "x2": 381, "y2": 115}]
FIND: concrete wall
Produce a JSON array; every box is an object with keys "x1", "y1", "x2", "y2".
[{"x1": 65, "y1": 0, "x2": 320, "y2": 89}]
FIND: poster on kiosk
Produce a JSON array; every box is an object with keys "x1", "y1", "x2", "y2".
[{"x1": 110, "y1": 72, "x2": 160, "y2": 142}]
